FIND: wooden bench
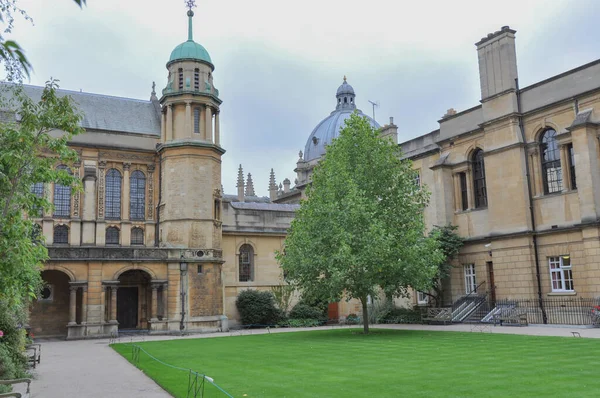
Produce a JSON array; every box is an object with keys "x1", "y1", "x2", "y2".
[
  {"x1": 494, "y1": 310, "x2": 528, "y2": 326},
  {"x1": 0, "y1": 378, "x2": 31, "y2": 398},
  {"x1": 421, "y1": 307, "x2": 452, "y2": 325}
]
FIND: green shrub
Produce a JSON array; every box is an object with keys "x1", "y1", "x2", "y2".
[
  {"x1": 376, "y1": 307, "x2": 422, "y2": 324},
  {"x1": 235, "y1": 290, "x2": 282, "y2": 326},
  {"x1": 0, "y1": 299, "x2": 29, "y2": 393},
  {"x1": 346, "y1": 313, "x2": 361, "y2": 324},
  {"x1": 289, "y1": 304, "x2": 324, "y2": 320},
  {"x1": 279, "y1": 319, "x2": 322, "y2": 328}
]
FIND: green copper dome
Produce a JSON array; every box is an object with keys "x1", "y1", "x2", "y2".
[
  {"x1": 168, "y1": 9, "x2": 213, "y2": 67},
  {"x1": 169, "y1": 40, "x2": 212, "y2": 65}
]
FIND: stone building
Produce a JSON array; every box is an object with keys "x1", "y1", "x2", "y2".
[{"x1": 23, "y1": 14, "x2": 600, "y2": 337}]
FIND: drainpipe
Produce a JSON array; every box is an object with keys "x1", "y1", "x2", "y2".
[
  {"x1": 155, "y1": 152, "x2": 162, "y2": 247},
  {"x1": 516, "y1": 78, "x2": 548, "y2": 324},
  {"x1": 179, "y1": 254, "x2": 187, "y2": 333}
]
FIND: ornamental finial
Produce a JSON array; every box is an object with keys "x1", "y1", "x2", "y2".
[
  {"x1": 343, "y1": 75, "x2": 347, "y2": 82},
  {"x1": 185, "y1": 0, "x2": 196, "y2": 12}
]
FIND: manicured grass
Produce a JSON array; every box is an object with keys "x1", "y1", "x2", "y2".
[{"x1": 112, "y1": 328, "x2": 599, "y2": 397}]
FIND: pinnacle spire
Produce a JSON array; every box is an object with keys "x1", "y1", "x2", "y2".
[
  {"x1": 269, "y1": 168, "x2": 277, "y2": 190},
  {"x1": 185, "y1": 0, "x2": 197, "y2": 41},
  {"x1": 236, "y1": 164, "x2": 244, "y2": 187},
  {"x1": 246, "y1": 173, "x2": 256, "y2": 197}
]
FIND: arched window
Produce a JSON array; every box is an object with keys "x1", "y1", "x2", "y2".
[
  {"x1": 53, "y1": 224, "x2": 69, "y2": 244},
  {"x1": 472, "y1": 149, "x2": 487, "y2": 208},
  {"x1": 129, "y1": 170, "x2": 146, "y2": 220},
  {"x1": 105, "y1": 169, "x2": 122, "y2": 220},
  {"x1": 53, "y1": 165, "x2": 72, "y2": 218},
  {"x1": 131, "y1": 227, "x2": 144, "y2": 245},
  {"x1": 540, "y1": 129, "x2": 562, "y2": 194},
  {"x1": 106, "y1": 227, "x2": 120, "y2": 245},
  {"x1": 239, "y1": 244, "x2": 254, "y2": 282}
]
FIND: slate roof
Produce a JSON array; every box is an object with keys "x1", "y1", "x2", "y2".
[
  {"x1": 229, "y1": 202, "x2": 299, "y2": 212},
  {"x1": 13, "y1": 84, "x2": 161, "y2": 136}
]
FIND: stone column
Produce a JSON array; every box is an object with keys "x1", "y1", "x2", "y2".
[
  {"x1": 166, "y1": 105, "x2": 173, "y2": 141},
  {"x1": 162, "y1": 284, "x2": 168, "y2": 321},
  {"x1": 205, "y1": 106, "x2": 213, "y2": 142},
  {"x1": 185, "y1": 101, "x2": 192, "y2": 138},
  {"x1": 530, "y1": 150, "x2": 542, "y2": 196},
  {"x1": 200, "y1": 105, "x2": 206, "y2": 140},
  {"x1": 161, "y1": 111, "x2": 166, "y2": 142},
  {"x1": 110, "y1": 286, "x2": 118, "y2": 323},
  {"x1": 215, "y1": 111, "x2": 220, "y2": 146},
  {"x1": 100, "y1": 285, "x2": 106, "y2": 324},
  {"x1": 465, "y1": 168, "x2": 474, "y2": 209},
  {"x1": 123, "y1": 163, "x2": 131, "y2": 221},
  {"x1": 81, "y1": 286, "x2": 88, "y2": 324},
  {"x1": 68, "y1": 286, "x2": 77, "y2": 325},
  {"x1": 559, "y1": 144, "x2": 570, "y2": 192},
  {"x1": 151, "y1": 285, "x2": 158, "y2": 321}
]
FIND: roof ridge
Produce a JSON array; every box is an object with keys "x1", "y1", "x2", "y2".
[{"x1": 17, "y1": 83, "x2": 152, "y2": 104}]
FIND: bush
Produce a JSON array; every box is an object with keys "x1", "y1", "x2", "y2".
[
  {"x1": 376, "y1": 306, "x2": 422, "y2": 324},
  {"x1": 236, "y1": 290, "x2": 282, "y2": 326},
  {"x1": 346, "y1": 313, "x2": 361, "y2": 324},
  {"x1": 278, "y1": 319, "x2": 322, "y2": 328},
  {"x1": 0, "y1": 299, "x2": 28, "y2": 394},
  {"x1": 289, "y1": 304, "x2": 324, "y2": 320}
]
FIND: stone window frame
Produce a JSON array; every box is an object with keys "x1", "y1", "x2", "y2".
[
  {"x1": 53, "y1": 165, "x2": 72, "y2": 218},
  {"x1": 539, "y1": 128, "x2": 563, "y2": 195},
  {"x1": 105, "y1": 226, "x2": 120, "y2": 246},
  {"x1": 471, "y1": 148, "x2": 488, "y2": 209},
  {"x1": 238, "y1": 243, "x2": 256, "y2": 282},
  {"x1": 53, "y1": 224, "x2": 69, "y2": 245},
  {"x1": 549, "y1": 255, "x2": 574, "y2": 293},
  {"x1": 105, "y1": 168, "x2": 123, "y2": 220},
  {"x1": 129, "y1": 170, "x2": 146, "y2": 221},
  {"x1": 130, "y1": 227, "x2": 144, "y2": 246},
  {"x1": 464, "y1": 264, "x2": 477, "y2": 294},
  {"x1": 38, "y1": 284, "x2": 54, "y2": 302}
]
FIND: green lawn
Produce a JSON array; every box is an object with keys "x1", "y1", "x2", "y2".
[{"x1": 112, "y1": 328, "x2": 599, "y2": 397}]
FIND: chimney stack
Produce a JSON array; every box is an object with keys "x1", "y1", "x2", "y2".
[
  {"x1": 476, "y1": 25, "x2": 518, "y2": 101},
  {"x1": 379, "y1": 116, "x2": 398, "y2": 144}
]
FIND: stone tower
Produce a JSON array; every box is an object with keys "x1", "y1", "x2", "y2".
[{"x1": 157, "y1": 3, "x2": 225, "y2": 330}]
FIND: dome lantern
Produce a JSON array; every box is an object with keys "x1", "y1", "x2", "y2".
[{"x1": 167, "y1": 2, "x2": 213, "y2": 69}]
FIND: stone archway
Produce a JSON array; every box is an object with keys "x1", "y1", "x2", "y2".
[
  {"x1": 116, "y1": 270, "x2": 152, "y2": 330},
  {"x1": 30, "y1": 270, "x2": 72, "y2": 337}
]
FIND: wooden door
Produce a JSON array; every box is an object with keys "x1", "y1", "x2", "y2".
[
  {"x1": 486, "y1": 262, "x2": 496, "y2": 306},
  {"x1": 327, "y1": 302, "x2": 339, "y2": 321},
  {"x1": 117, "y1": 287, "x2": 139, "y2": 329}
]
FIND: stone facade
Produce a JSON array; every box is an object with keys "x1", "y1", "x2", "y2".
[{"x1": 28, "y1": 20, "x2": 600, "y2": 337}]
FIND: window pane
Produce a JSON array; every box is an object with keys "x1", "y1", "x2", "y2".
[
  {"x1": 239, "y1": 244, "x2": 254, "y2": 282},
  {"x1": 460, "y1": 173, "x2": 468, "y2": 211},
  {"x1": 541, "y1": 130, "x2": 563, "y2": 194},
  {"x1": 130, "y1": 171, "x2": 146, "y2": 220},
  {"x1": 106, "y1": 227, "x2": 120, "y2": 245},
  {"x1": 568, "y1": 144, "x2": 576, "y2": 190},
  {"x1": 105, "y1": 169, "x2": 122, "y2": 219},
  {"x1": 131, "y1": 228, "x2": 144, "y2": 245},
  {"x1": 53, "y1": 225, "x2": 69, "y2": 244},
  {"x1": 472, "y1": 150, "x2": 487, "y2": 208},
  {"x1": 53, "y1": 166, "x2": 72, "y2": 217}
]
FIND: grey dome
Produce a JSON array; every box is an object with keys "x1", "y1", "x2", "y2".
[{"x1": 304, "y1": 78, "x2": 380, "y2": 162}]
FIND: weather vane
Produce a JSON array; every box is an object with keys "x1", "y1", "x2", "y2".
[{"x1": 185, "y1": 0, "x2": 197, "y2": 11}]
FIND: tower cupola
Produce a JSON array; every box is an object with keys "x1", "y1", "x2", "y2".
[{"x1": 335, "y1": 76, "x2": 356, "y2": 111}]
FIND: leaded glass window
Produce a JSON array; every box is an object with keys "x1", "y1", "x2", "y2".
[
  {"x1": 568, "y1": 143, "x2": 576, "y2": 190},
  {"x1": 131, "y1": 227, "x2": 144, "y2": 245},
  {"x1": 541, "y1": 129, "x2": 563, "y2": 194},
  {"x1": 105, "y1": 169, "x2": 122, "y2": 220},
  {"x1": 129, "y1": 170, "x2": 146, "y2": 220},
  {"x1": 106, "y1": 227, "x2": 120, "y2": 245},
  {"x1": 53, "y1": 225, "x2": 69, "y2": 244},
  {"x1": 460, "y1": 172, "x2": 468, "y2": 211},
  {"x1": 194, "y1": 108, "x2": 200, "y2": 134},
  {"x1": 53, "y1": 165, "x2": 72, "y2": 218},
  {"x1": 239, "y1": 244, "x2": 254, "y2": 282},
  {"x1": 472, "y1": 149, "x2": 487, "y2": 208}
]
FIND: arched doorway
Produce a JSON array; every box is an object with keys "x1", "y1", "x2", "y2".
[
  {"x1": 117, "y1": 270, "x2": 151, "y2": 330},
  {"x1": 30, "y1": 270, "x2": 72, "y2": 337}
]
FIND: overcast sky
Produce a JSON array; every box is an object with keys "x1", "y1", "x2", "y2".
[{"x1": 11, "y1": 0, "x2": 600, "y2": 196}]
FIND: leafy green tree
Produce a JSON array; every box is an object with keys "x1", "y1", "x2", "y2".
[
  {"x1": 0, "y1": 80, "x2": 83, "y2": 310},
  {"x1": 421, "y1": 225, "x2": 463, "y2": 307},
  {"x1": 277, "y1": 112, "x2": 443, "y2": 333}
]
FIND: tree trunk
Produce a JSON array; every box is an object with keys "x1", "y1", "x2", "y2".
[{"x1": 361, "y1": 296, "x2": 369, "y2": 334}]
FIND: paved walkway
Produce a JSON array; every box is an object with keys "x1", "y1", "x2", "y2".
[{"x1": 24, "y1": 323, "x2": 600, "y2": 397}]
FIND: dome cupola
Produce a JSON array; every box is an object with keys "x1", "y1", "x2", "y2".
[
  {"x1": 167, "y1": 8, "x2": 213, "y2": 69},
  {"x1": 303, "y1": 77, "x2": 380, "y2": 162}
]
